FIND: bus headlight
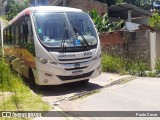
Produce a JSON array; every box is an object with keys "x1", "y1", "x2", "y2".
[
  {"x1": 40, "y1": 58, "x2": 48, "y2": 64},
  {"x1": 39, "y1": 58, "x2": 58, "y2": 65}
]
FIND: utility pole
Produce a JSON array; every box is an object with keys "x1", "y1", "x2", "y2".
[{"x1": 63, "y1": 0, "x2": 66, "y2": 6}]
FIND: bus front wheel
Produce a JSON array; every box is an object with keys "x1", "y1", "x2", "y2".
[
  {"x1": 80, "y1": 79, "x2": 89, "y2": 84},
  {"x1": 29, "y1": 69, "x2": 44, "y2": 91},
  {"x1": 29, "y1": 69, "x2": 36, "y2": 86}
]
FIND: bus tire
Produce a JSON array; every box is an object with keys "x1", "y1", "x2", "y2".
[
  {"x1": 81, "y1": 79, "x2": 89, "y2": 84},
  {"x1": 29, "y1": 69, "x2": 43, "y2": 91},
  {"x1": 29, "y1": 68, "x2": 36, "y2": 86},
  {"x1": 9, "y1": 60, "x2": 12, "y2": 69}
]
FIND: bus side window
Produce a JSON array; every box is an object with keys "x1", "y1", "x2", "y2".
[
  {"x1": 28, "y1": 19, "x2": 33, "y2": 43},
  {"x1": 24, "y1": 17, "x2": 33, "y2": 44},
  {"x1": 11, "y1": 26, "x2": 15, "y2": 44},
  {"x1": 9, "y1": 26, "x2": 12, "y2": 44},
  {"x1": 15, "y1": 22, "x2": 22, "y2": 45},
  {"x1": 15, "y1": 25, "x2": 19, "y2": 45},
  {"x1": 18, "y1": 23, "x2": 21, "y2": 45},
  {"x1": 22, "y1": 21, "x2": 28, "y2": 44},
  {"x1": 3, "y1": 30, "x2": 6, "y2": 44},
  {"x1": 6, "y1": 28, "x2": 8, "y2": 44}
]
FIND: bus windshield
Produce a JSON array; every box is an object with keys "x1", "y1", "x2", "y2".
[{"x1": 33, "y1": 12, "x2": 98, "y2": 49}]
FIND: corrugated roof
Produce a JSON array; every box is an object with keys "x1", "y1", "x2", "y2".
[{"x1": 109, "y1": 3, "x2": 152, "y2": 19}]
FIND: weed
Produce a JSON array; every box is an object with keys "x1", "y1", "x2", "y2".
[
  {"x1": 102, "y1": 53, "x2": 149, "y2": 76},
  {"x1": 0, "y1": 59, "x2": 12, "y2": 91},
  {"x1": 155, "y1": 60, "x2": 160, "y2": 73},
  {"x1": 102, "y1": 54, "x2": 124, "y2": 73},
  {"x1": 145, "y1": 71, "x2": 157, "y2": 77},
  {"x1": 0, "y1": 58, "x2": 50, "y2": 111},
  {"x1": 125, "y1": 59, "x2": 148, "y2": 76}
]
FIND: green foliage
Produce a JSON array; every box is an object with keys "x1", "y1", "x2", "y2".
[
  {"x1": 115, "y1": 0, "x2": 124, "y2": 4},
  {"x1": 155, "y1": 60, "x2": 160, "y2": 73},
  {"x1": 0, "y1": 58, "x2": 26, "y2": 91},
  {"x1": 102, "y1": 53, "x2": 149, "y2": 76},
  {"x1": 146, "y1": 71, "x2": 157, "y2": 77},
  {"x1": 5, "y1": 0, "x2": 29, "y2": 20},
  {"x1": 96, "y1": 0, "x2": 153, "y2": 10},
  {"x1": 0, "y1": 58, "x2": 50, "y2": 111},
  {"x1": 125, "y1": 59, "x2": 148, "y2": 76},
  {"x1": 102, "y1": 54, "x2": 124, "y2": 73},
  {"x1": 123, "y1": 0, "x2": 153, "y2": 10},
  {"x1": 88, "y1": 10, "x2": 124, "y2": 33},
  {"x1": 0, "y1": 58, "x2": 12, "y2": 91},
  {"x1": 149, "y1": 11, "x2": 160, "y2": 30}
]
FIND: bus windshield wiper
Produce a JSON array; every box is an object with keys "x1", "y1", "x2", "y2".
[
  {"x1": 59, "y1": 26, "x2": 68, "y2": 52},
  {"x1": 71, "y1": 21, "x2": 89, "y2": 47}
]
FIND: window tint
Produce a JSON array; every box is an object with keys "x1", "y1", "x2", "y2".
[{"x1": 3, "y1": 16, "x2": 33, "y2": 46}]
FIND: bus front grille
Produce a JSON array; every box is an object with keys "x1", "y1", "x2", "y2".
[
  {"x1": 58, "y1": 56, "x2": 92, "y2": 61},
  {"x1": 64, "y1": 66, "x2": 88, "y2": 71},
  {"x1": 57, "y1": 70, "x2": 94, "y2": 81}
]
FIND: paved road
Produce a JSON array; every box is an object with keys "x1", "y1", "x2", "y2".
[
  {"x1": 34, "y1": 73, "x2": 160, "y2": 120},
  {"x1": 38, "y1": 73, "x2": 121, "y2": 106},
  {"x1": 57, "y1": 77, "x2": 160, "y2": 120}
]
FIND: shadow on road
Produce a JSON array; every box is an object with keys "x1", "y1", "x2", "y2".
[
  {"x1": 26, "y1": 80, "x2": 103, "y2": 96},
  {"x1": 42, "y1": 82, "x2": 103, "y2": 96}
]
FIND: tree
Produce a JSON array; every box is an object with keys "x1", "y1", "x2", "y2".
[
  {"x1": 97, "y1": 0, "x2": 154, "y2": 10},
  {"x1": 105, "y1": 0, "x2": 116, "y2": 6},
  {"x1": 88, "y1": 9, "x2": 124, "y2": 32},
  {"x1": 124, "y1": 0, "x2": 153, "y2": 10},
  {"x1": 5, "y1": 0, "x2": 29, "y2": 20},
  {"x1": 95, "y1": 0, "x2": 116, "y2": 6},
  {"x1": 149, "y1": 11, "x2": 160, "y2": 30},
  {"x1": 116, "y1": 0, "x2": 124, "y2": 4}
]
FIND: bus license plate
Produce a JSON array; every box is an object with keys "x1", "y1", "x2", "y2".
[{"x1": 72, "y1": 70, "x2": 83, "y2": 76}]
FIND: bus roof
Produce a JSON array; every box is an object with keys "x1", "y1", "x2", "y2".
[
  {"x1": 29, "y1": 6, "x2": 83, "y2": 12},
  {"x1": 6, "y1": 6, "x2": 83, "y2": 27}
]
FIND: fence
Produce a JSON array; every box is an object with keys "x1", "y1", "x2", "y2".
[{"x1": 100, "y1": 30, "x2": 159, "y2": 70}]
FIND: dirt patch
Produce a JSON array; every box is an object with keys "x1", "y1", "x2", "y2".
[{"x1": 0, "y1": 92, "x2": 13, "y2": 103}]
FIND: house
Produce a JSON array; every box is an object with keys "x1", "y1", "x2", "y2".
[{"x1": 108, "y1": 3, "x2": 152, "y2": 31}]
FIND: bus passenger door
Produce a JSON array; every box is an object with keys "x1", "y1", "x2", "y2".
[{"x1": 23, "y1": 17, "x2": 35, "y2": 79}]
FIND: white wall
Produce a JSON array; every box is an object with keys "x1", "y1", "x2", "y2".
[
  {"x1": 150, "y1": 32, "x2": 157, "y2": 70},
  {"x1": 125, "y1": 22, "x2": 140, "y2": 31}
]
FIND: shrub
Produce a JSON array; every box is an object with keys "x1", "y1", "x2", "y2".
[
  {"x1": 155, "y1": 60, "x2": 160, "y2": 74},
  {"x1": 145, "y1": 71, "x2": 157, "y2": 77},
  {"x1": 0, "y1": 57, "x2": 50, "y2": 111},
  {"x1": 102, "y1": 53, "x2": 149, "y2": 76},
  {"x1": 102, "y1": 54, "x2": 124, "y2": 73},
  {"x1": 125, "y1": 59, "x2": 148, "y2": 76},
  {"x1": 149, "y1": 11, "x2": 160, "y2": 30},
  {"x1": 0, "y1": 58, "x2": 12, "y2": 91},
  {"x1": 88, "y1": 9, "x2": 124, "y2": 33}
]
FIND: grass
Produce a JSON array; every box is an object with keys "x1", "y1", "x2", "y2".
[
  {"x1": 155, "y1": 60, "x2": 160, "y2": 77},
  {"x1": 0, "y1": 58, "x2": 50, "y2": 115},
  {"x1": 155, "y1": 60, "x2": 160, "y2": 73},
  {"x1": 102, "y1": 53, "x2": 149, "y2": 76},
  {"x1": 101, "y1": 54, "x2": 124, "y2": 73}
]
